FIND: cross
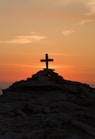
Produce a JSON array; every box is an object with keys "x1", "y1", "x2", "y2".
[{"x1": 40, "y1": 54, "x2": 54, "y2": 70}]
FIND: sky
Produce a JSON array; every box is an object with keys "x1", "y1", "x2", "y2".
[{"x1": 0, "y1": 0, "x2": 95, "y2": 84}]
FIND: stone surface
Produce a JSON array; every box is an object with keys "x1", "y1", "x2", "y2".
[{"x1": 0, "y1": 69, "x2": 95, "y2": 139}]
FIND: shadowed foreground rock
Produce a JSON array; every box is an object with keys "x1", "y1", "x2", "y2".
[{"x1": 1, "y1": 69, "x2": 95, "y2": 139}]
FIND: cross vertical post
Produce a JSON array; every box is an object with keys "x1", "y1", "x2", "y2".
[{"x1": 46, "y1": 54, "x2": 48, "y2": 69}]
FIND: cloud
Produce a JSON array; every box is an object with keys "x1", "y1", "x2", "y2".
[
  {"x1": 0, "y1": 32, "x2": 46, "y2": 44},
  {"x1": 53, "y1": 0, "x2": 85, "y2": 6},
  {"x1": 50, "y1": 53, "x2": 66, "y2": 56},
  {"x1": 55, "y1": 0, "x2": 95, "y2": 16},
  {"x1": 85, "y1": 0, "x2": 95, "y2": 15},
  {"x1": 0, "y1": 63, "x2": 43, "y2": 68},
  {"x1": 62, "y1": 18, "x2": 94, "y2": 37},
  {"x1": 62, "y1": 29, "x2": 75, "y2": 36},
  {"x1": 76, "y1": 19, "x2": 95, "y2": 25}
]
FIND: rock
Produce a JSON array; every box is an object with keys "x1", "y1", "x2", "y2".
[
  {"x1": 0, "y1": 69, "x2": 95, "y2": 138},
  {"x1": 71, "y1": 120, "x2": 95, "y2": 137}
]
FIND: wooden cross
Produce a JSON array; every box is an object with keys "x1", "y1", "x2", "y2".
[{"x1": 40, "y1": 54, "x2": 53, "y2": 69}]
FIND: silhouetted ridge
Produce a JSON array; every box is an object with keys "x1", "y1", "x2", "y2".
[
  {"x1": 3, "y1": 69, "x2": 65, "y2": 92},
  {"x1": 1, "y1": 69, "x2": 95, "y2": 139},
  {"x1": 2, "y1": 69, "x2": 94, "y2": 95}
]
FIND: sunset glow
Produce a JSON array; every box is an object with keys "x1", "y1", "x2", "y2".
[{"x1": 0, "y1": 0, "x2": 95, "y2": 85}]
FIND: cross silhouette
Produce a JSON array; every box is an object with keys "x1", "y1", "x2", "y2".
[{"x1": 40, "y1": 54, "x2": 53, "y2": 69}]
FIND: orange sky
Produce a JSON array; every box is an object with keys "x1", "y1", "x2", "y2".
[{"x1": 0, "y1": 0, "x2": 95, "y2": 84}]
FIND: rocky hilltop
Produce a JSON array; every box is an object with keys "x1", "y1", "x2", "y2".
[{"x1": 1, "y1": 69, "x2": 95, "y2": 139}]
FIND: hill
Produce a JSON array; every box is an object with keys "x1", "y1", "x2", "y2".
[{"x1": 1, "y1": 69, "x2": 95, "y2": 139}]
